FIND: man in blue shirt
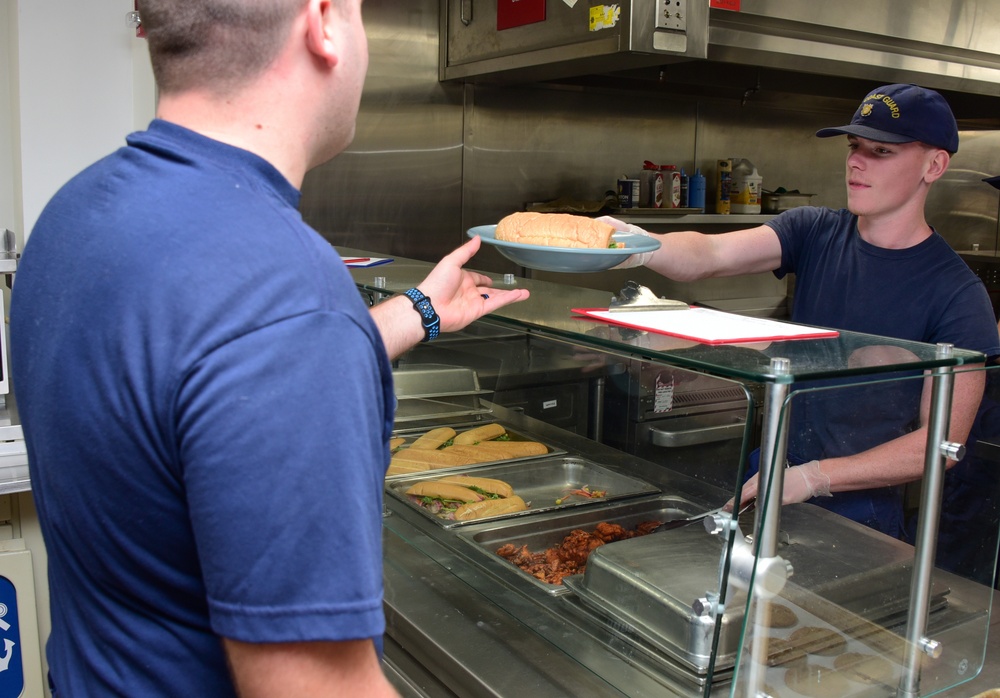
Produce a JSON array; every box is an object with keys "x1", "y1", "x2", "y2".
[
  {"x1": 10, "y1": 1, "x2": 527, "y2": 696},
  {"x1": 608, "y1": 84, "x2": 1000, "y2": 538}
]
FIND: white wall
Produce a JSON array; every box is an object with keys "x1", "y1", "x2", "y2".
[
  {"x1": 6, "y1": 0, "x2": 154, "y2": 248},
  {"x1": 1, "y1": 1, "x2": 18, "y2": 240},
  {"x1": 1, "y1": 3, "x2": 154, "y2": 695}
]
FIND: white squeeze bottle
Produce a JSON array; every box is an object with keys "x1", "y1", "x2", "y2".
[{"x1": 730, "y1": 159, "x2": 762, "y2": 214}]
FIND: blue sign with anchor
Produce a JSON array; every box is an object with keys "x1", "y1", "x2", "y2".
[{"x1": 0, "y1": 576, "x2": 23, "y2": 698}]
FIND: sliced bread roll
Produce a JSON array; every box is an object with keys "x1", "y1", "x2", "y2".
[
  {"x1": 454, "y1": 495, "x2": 528, "y2": 521},
  {"x1": 495, "y1": 212, "x2": 615, "y2": 249},
  {"x1": 405, "y1": 481, "x2": 483, "y2": 503},
  {"x1": 452, "y1": 423, "x2": 506, "y2": 445},
  {"x1": 436, "y1": 475, "x2": 514, "y2": 498}
]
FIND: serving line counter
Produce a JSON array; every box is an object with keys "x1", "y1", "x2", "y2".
[{"x1": 347, "y1": 248, "x2": 1000, "y2": 697}]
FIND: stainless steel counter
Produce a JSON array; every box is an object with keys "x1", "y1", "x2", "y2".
[{"x1": 381, "y1": 406, "x2": 1000, "y2": 697}]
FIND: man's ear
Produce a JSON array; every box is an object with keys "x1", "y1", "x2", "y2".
[
  {"x1": 925, "y1": 149, "x2": 950, "y2": 184},
  {"x1": 304, "y1": 0, "x2": 339, "y2": 68}
]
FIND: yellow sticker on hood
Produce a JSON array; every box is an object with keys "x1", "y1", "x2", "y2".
[{"x1": 590, "y1": 4, "x2": 621, "y2": 31}]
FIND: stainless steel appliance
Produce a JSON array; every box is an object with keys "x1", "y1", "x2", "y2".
[
  {"x1": 602, "y1": 359, "x2": 757, "y2": 491},
  {"x1": 440, "y1": 0, "x2": 1000, "y2": 96}
]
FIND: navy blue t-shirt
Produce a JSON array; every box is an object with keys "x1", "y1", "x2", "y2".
[
  {"x1": 763, "y1": 207, "x2": 1000, "y2": 536},
  {"x1": 11, "y1": 120, "x2": 395, "y2": 696}
]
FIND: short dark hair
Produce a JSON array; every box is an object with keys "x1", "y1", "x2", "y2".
[{"x1": 139, "y1": 0, "x2": 309, "y2": 95}]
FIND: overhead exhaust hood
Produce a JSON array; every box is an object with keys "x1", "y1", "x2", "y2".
[{"x1": 440, "y1": 0, "x2": 1000, "y2": 99}]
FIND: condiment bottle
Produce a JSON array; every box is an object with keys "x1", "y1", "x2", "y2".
[
  {"x1": 662, "y1": 165, "x2": 681, "y2": 208},
  {"x1": 639, "y1": 161, "x2": 664, "y2": 208},
  {"x1": 689, "y1": 168, "x2": 706, "y2": 212}
]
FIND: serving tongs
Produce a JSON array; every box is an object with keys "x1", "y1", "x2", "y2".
[
  {"x1": 654, "y1": 499, "x2": 757, "y2": 533},
  {"x1": 609, "y1": 280, "x2": 688, "y2": 312}
]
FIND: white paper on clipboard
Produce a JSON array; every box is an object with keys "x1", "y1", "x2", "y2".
[{"x1": 572, "y1": 307, "x2": 839, "y2": 345}]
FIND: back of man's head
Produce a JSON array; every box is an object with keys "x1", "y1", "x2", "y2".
[{"x1": 139, "y1": 0, "x2": 308, "y2": 96}]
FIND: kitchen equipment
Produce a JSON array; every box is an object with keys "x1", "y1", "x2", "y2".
[
  {"x1": 761, "y1": 190, "x2": 816, "y2": 213},
  {"x1": 388, "y1": 422, "x2": 565, "y2": 479},
  {"x1": 387, "y1": 455, "x2": 661, "y2": 528},
  {"x1": 467, "y1": 224, "x2": 661, "y2": 273},
  {"x1": 609, "y1": 280, "x2": 688, "y2": 312},
  {"x1": 602, "y1": 360, "x2": 757, "y2": 491},
  {"x1": 459, "y1": 494, "x2": 702, "y2": 596},
  {"x1": 562, "y1": 503, "x2": 952, "y2": 677},
  {"x1": 440, "y1": 0, "x2": 1000, "y2": 99},
  {"x1": 393, "y1": 365, "x2": 492, "y2": 423}
]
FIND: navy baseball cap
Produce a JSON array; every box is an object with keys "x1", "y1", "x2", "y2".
[
  {"x1": 816, "y1": 83, "x2": 959, "y2": 154},
  {"x1": 985, "y1": 175, "x2": 1000, "y2": 190}
]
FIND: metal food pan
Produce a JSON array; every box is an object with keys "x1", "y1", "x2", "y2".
[
  {"x1": 560, "y1": 504, "x2": 954, "y2": 676},
  {"x1": 387, "y1": 456, "x2": 661, "y2": 530},
  {"x1": 387, "y1": 423, "x2": 564, "y2": 479},
  {"x1": 392, "y1": 365, "x2": 492, "y2": 423},
  {"x1": 457, "y1": 494, "x2": 698, "y2": 596}
]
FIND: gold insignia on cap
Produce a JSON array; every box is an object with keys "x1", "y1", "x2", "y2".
[{"x1": 860, "y1": 104, "x2": 874, "y2": 117}]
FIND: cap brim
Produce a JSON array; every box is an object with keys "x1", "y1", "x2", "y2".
[
  {"x1": 815, "y1": 124, "x2": 915, "y2": 144},
  {"x1": 984, "y1": 175, "x2": 1000, "y2": 190}
]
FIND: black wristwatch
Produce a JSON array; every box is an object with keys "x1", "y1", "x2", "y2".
[{"x1": 403, "y1": 287, "x2": 440, "y2": 342}]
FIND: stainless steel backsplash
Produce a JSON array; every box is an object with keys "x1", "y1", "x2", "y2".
[{"x1": 301, "y1": 0, "x2": 1000, "y2": 303}]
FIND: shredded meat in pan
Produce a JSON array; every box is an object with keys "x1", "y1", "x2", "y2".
[{"x1": 496, "y1": 520, "x2": 662, "y2": 585}]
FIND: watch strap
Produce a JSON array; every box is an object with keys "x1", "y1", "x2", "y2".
[{"x1": 403, "y1": 287, "x2": 440, "y2": 342}]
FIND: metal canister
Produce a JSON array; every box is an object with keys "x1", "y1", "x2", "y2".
[{"x1": 617, "y1": 178, "x2": 640, "y2": 208}]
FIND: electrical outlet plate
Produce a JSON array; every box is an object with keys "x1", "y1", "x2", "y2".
[{"x1": 655, "y1": 0, "x2": 687, "y2": 31}]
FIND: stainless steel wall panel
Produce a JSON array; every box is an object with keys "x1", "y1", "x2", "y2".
[
  {"x1": 462, "y1": 83, "x2": 697, "y2": 273},
  {"x1": 732, "y1": 0, "x2": 1000, "y2": 55},
  {"x1": 301, "y1": 0, "x2": 466, "y2": 264},
  {"x1": 928, "y1": 131, "x2": 1000, "y2": 254}
]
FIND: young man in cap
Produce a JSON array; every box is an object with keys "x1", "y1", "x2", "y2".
[
  {"x1": 10, "y1": 1, "x2": 526, "y2": 696},
  {"x1": 606, "y1": 83, "x2": 1000, "y2": 539}
]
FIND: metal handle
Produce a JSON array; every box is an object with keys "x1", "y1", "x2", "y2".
[
  {"x1": 461, "y1": 0, "x2": 473, "y2": 25},
  {"x1": 646, "y1": 414, "x2": 745, "y2": 447}
]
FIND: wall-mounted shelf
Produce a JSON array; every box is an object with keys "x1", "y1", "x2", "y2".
[{"x1": 613, "y1": 213, "x2": 774, "y2": 227}]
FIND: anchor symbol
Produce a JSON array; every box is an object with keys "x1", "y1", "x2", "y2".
[
  {"x1": 0, "y1": 603, "x2": 15, "y2": 673},
  {"x1": 0, "y1": 639, "x2": 13, "y2": 672}
]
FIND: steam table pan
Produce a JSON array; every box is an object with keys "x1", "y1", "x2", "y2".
[
  {"x1": 386, "y1": 456, "x2": 660, "y2": 529},
  {"x1": 561, "y1": 504, "x2": 951, "y2": 676},
  {"x1": 457, "y1": 494, "x2": 700, "y2": 596},
  {"x1": 387, "y1": 422, "x2": 565, "y2": 479}
]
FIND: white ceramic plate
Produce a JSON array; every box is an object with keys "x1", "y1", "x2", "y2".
[{"x1": 468, "y1": 224, "x2": 660, "y2": 273}]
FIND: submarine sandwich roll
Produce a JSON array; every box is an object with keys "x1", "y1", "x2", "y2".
[
  {"x1": 455, "y1": 495, "x2": 527, "y2": 521},
  {"x1": 404, "y1": 477, "x2": 527, "y2": 520},
  {"x1": 495, "y1": 212, "x2": 617, "y2": 249}
]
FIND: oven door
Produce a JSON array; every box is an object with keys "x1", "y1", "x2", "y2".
[{"x1": 604, "y1": 360, "x2": 757, "y2": 490}]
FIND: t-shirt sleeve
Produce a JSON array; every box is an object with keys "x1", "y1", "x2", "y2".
[
  {"x1": 765, "y1": 206, "x2": 827, "y2": 279},
  {"x1": 932, "y1": 278, "x2": 1000, "y2": 358},
  {"x1": 176, "y1": 310, "x2": 391, "y2": 644}
]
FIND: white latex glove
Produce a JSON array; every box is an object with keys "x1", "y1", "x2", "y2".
[
  {"x1": 596, "y1": 215, "x2": 655, "y2": 269},
  {"x1": 728, "y1": 460, "x2": 832, "y2": 511}
]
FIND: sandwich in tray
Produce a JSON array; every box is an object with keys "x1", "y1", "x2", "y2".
[{"x1": 404, "y1": 475, "x2": 528, "y2": 521}]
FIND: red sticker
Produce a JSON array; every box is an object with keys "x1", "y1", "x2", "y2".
[
  {"x1": 497, "y1": 0, "x2": 546, "y2": 31},
  {"x1": 709, "y1": 0, "x2": 741, "y2": 10}
]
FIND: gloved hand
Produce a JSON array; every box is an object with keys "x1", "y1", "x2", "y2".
[
  {"x1": 727, "y1": 460, "x2": 832, "y2": 511},
  {"x1": 596, "y1": 215, "x2": 656, "y2": 269}
]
